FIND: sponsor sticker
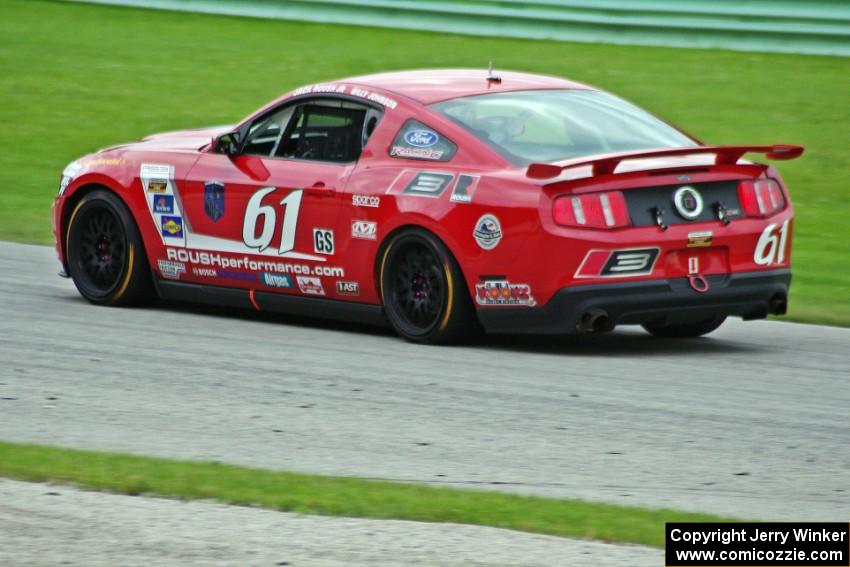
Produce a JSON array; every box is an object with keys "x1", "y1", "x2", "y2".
[
  {"x1": 390, "y1": 146, "x2": 445, "y2": 160},
  {"x1": 157, "y1": 259, "x2": 185, "y2": 280},
  {"x1": 152, "y1": 195, "x2": 174, "y2": 214},
  {"x1": 166, "y1": 248, "x2": 345, "y2": 278},
  {"x1": 336, "y1": 281, "x2": 360, "y2": 296},
  {"x1": 687, "y1": 230, "x2": 713, "y2": 248},
  {"x1": 313, "y1": 228, "x2": 335, "y2": 255},
  {"x1": 352, "y1": 194, "x2": 380, "y2": 208},
  {"x1": 161, "y1": 216, "x2": 184, "y2": 238},
  {"x1": 352, "y1": 220, "x2": 377, "y2": 240},
  {"x1": 147, "y1": 180, "x2": 168, "y2": 193},
  {"x1": 297, "y1": 276, "x2": 325, "y2": 296},
  {"x1": 473, "y1": 214, "x2": 502, "y2": 250},
  {"x1": 403, "y1": 172, "x2": 454, "y2": 196},
  {"x1": 450, "y1": 175, "x2": 480, "y2": 204},
  {"x1": 404, "y1": 130, "x2": 439, "y2": 148},
  {"x1": 192, "y1": 267, "x2": 217, "y2": 277},
  {"x1": 218, "y1": 270, "x2": 257, "y2": 282},
  {"x1": 475, "y1": 280, "x2": 535, "y2": 307},
  {"x1": 141, "y1": 163, "x2": 174, "y2": 193},
  {"x1": 204, "y1": 181, "x2": 225, "y2": 222},
  {"x1": 260, "y1": 272, "x2": 293, "y2": 288}
]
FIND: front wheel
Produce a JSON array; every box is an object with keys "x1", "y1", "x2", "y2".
[
  {"x1": 642, "y1": 315, "x2": 726, "y2": 338},
  {"x1": 379, "y1": 229, "x2": 478, "y2": 344},
  {"x1": 66, "y1": 189, "x2": 154, "y2": 306}
]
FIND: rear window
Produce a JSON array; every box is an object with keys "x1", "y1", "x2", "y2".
[{"x1": 431, "y1": 89, "x2": 698, "y2": 165}]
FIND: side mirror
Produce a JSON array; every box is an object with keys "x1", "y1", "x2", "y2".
[{"x1": 213, "y1": 132, "x2": 240, "y2": 156}]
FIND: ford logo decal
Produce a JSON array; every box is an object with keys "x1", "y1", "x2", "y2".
[{"x1": 404, "y1": 130, "x2": 439, "y2": 148}]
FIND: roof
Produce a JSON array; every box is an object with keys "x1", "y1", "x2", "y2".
[{"x1": 340, "y1": 68, "x2": 595, "y2": 105}]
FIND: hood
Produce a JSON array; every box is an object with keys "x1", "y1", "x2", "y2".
[{"x1": 103, "y1": 125, "x2": 235, "y2": 152}]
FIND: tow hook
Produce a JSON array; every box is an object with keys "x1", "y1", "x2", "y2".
[
  {"x1": 715, "y1": 201, "x2": 732, "y2": 225},
  {"x1": 688, "y1": 274, "x2": 710, "y2": 293},
  {"x1": 652, "y1": 206, "x2": 668, "y2": 231},
  {"x1": 687, "y1": 256, "x2": 710, "y2": 293}
]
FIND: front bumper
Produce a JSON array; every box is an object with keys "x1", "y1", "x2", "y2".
[{"x1": 477, "y1": 269, "x2": 791, "y2": 335}]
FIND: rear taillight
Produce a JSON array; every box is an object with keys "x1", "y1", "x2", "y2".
[
  {"x1": 738, "y1": 179, "x2": 786, "y2": 217},
  {"x1": 553, "y1": 191, "x2": 630, "y2": 229}
]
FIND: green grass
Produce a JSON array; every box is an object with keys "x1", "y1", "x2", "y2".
[
  {"x1": 1, "y1": 0, "x2": 848, "y2": 324},
  {"x1": 0, "y1": 441, "x2": 732, "y2": 547}
]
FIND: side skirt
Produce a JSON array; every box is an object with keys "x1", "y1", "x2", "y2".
[{"x1": 154, "y1": 279, "x2": 388, "y2": 328}]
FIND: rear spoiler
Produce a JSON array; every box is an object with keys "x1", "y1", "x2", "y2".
[{"x1": 525, "y1": 145, "x2": 804, "y2": 180}]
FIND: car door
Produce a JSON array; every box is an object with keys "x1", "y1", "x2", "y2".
[{"x1": 178, "y1": 97, "x2": 378, "y2": 296}]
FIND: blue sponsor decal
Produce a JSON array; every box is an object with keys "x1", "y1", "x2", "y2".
[
  {"x1": 161, "y1": 215, "x2": 183, "y2": 238},
  {"x1": 260, "y1": 272, "x2": 293, "y2": 288},
  {"x1": 152, "y1": 194, "x2": 174, "y2": 214},
  {"x1": 204, "y1": 181, "x2": 225, "y2": 222},
  {"x1": 404, "y1": 129, "x2": 439, "y2": 148},
  {"x1": 219, "y1": 270, "x2": 257, "y2": 282}
]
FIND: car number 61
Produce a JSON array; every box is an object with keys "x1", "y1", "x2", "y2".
[
  {"x1": 242, "y1": 187, "x2": 303, "y2": 254},
  {"x1": 753, "y1": 219, "x2": 789, "y2": 266}
]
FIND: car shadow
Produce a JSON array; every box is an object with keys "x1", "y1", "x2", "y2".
[
  {"x1": 153, "y1": 299, "x2": 764, "y2": 357},
  {"x1": 60, "y1": 294, "x2": 766, "y2": 357},
  {"x1": 466, "y1": 329, "x2": 765, "y2": 357}
]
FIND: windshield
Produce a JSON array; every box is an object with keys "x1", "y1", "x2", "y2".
[{"x1": 431, "y1": 89, "x2": 698, "y2": 165}]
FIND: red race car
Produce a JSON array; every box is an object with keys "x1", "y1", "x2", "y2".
[{"x1": 52, "y1": 69, "x2": 802, "y2": 343}]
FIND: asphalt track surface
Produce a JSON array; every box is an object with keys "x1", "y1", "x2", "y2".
[
  {"x1": 1, "y1": 242, "x2": 848, "y2": 521},
  {"x1": 0, "y1": 479, "x2": 659, "y2": 567}
]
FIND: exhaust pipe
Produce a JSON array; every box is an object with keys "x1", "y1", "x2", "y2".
[
  {"x1": 769, "y1": 294, "x2": 788, "y2": 315},
  {"x1": 577, "y1": 309, "x2": 610, "y2": 333}
]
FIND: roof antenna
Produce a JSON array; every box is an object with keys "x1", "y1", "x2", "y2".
[{"x1": 486, "y1": 61, "x2": 501, "y2": 84}]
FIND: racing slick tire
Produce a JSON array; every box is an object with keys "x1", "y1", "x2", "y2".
[
  {"x1": 641, "y1": 315, "x2": 726, "y2": 338},
  {"x1": 379, "y1": 229, "x2": 478, "y2": 344},
  {"x1": 66, "y1": 189, "x2": 154, "y2": 306}
]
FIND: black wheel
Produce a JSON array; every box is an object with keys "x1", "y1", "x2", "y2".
[
  {"x1": 642, "y1": 315, "x2": 726, "y2": 338},
  {"x1": 379, "y1": 229, "x2": 477, "y2": 344},
  {"x1": 66, "y1": 189, "x2": 154, "y2": 306}
]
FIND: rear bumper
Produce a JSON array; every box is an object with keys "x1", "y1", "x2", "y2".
[{"x1": 477, "y1": 269, "x2": 791, "y2": 335}]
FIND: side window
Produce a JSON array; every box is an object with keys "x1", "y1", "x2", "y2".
[
  {"x1": 276, "y1": 101, "x2": 374, "y2": 163},
  {"x1": 390, "y1": 120, "x2": 457, "y2": 162},
  {"x1": 242, "y1": 106, "x2": 295, "y2": 157}
]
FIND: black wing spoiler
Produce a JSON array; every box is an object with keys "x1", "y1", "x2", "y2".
[{"x1": 526, "y1": 145, "x2": 805, "y2": 180}]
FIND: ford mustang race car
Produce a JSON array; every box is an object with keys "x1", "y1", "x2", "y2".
[{"x1": 53, "y1": 69, "x2": 802, "y2": 343}]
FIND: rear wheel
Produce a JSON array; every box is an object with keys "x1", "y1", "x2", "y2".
[
  {"x1": 641, "y1": 315, "x2": 726, "y2": 338},
  {"x1": 379, "y1": 229, "x2": 477, "y2": 344},
  {"x1": 66, "y1": 190, "x2": 154, "y2": 306}
]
